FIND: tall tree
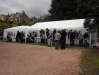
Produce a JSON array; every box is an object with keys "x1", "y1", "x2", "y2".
[
  {"x1": 84, "y1": 18, "x2": 99, "y2": 37},
  {"x1": 49, "y1": 0, "x2": 77, "y2": 20},
  {"x1": 49, "y1": 0, "x2": 99, "y2": 20}
]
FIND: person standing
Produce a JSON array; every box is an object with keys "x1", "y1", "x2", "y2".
[
  {"x1": 47, "y1": 32, "x2": 52, "y2": 47},
  {"x1": 16, "y1": 31, "x2": 21, "y2": 42},
  {"x1": 60, "y1": 30, "x2": 67, "y2": 49},
  {"x1": 55, "y1": 31, "x2": 61, "y2": 49},
  {"x1": 52, "y1": 29, "x2": 56, "y2": 46},
  {"x1": 83, "y1": 32, "x2": 89, "y2": 47},
  {"x1": 46, "y1": 28, "x2": 50, "y2": 45},
  {"x1": 78, "y1": 31, "x2": 83, "y2": 47},
  {"x1": 40, "y1": 29, "x2": 45, "y2": 44},
  {"x1": 31, "y1": 32, "x2": 35, "y2": 43},
  {"x1": 68, "y1": 30, "x2": 73, "y2": 46}
]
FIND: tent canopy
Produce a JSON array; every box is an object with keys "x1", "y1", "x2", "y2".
[
  {"x1": 30, "y1": 19, "x2": 85, "y2": 30},
  {"x1": 5, "y1": 26, "x2": 31, "y2": 32},
  {"x1": 3, "y1": 19, "x2": 86, "y2": 40},
  {"x1": 3, "y1": 26, "x2": 31, "y2": 39},
  {"x1": 4, "y1": 19, "x2": 85, "y2": 32}
]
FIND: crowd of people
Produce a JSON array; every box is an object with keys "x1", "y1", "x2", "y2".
[
  {"x1": 6, "y1": 28, "x2": 92, "y2": 49},
  {"x1": 39, "y1": 29, "x2": 90, "y2": 49},
  {"x1": 7, "y1": 31, "x2": 25, "y2": 43}
]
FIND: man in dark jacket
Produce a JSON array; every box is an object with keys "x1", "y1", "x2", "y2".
[
  {"x1": 83, "y1": 32, "x2": 89, "y2": 47},
  {"x1": 60, "y1": 30, "x2": 67, "y2": 49}
]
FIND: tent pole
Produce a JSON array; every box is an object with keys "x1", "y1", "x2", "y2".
[
  {"x1": 89, "y1": 32, "x2": 92, "y2": 48},
  {"x1": 25, "y1": 32, "x2": 27, "y2": 44}
]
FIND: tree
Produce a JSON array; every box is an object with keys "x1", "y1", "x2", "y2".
[
  {"x1": 49, "y1": 0, "x2": 99, "y2": 20},
  {"x1": 84, "y1": 18, "x2": 99, "y2": 37},
  {"x1": 0, "y1": 21, "x2": 9, "y2": 29},
  {"x1": 49, "y1": 0, "x2": 77, "y2": 20},
  {"x1": 93, "y1": 18, "x2": 99, "y2": 37}
]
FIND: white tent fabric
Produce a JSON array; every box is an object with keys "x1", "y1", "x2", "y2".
[
  {"x1": 31, "y1": 19, "x2": 85, "y2": 30},
  {"x1": 3, "y1": 26, "x2": 31, "y2": 41},
  {"x1": 25, "y1": 19, "x2": 86, "y2": 37},
  {"x1": 3, "y1": 19, "x2": 86, "y2": 42}
]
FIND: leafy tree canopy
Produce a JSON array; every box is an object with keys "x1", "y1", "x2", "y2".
[{"x1": 49, "y1": 0, "x2": 99, "y2": 20}]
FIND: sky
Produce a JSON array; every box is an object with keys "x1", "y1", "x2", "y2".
[{"x1": 0, "y1": 0, "x2": 51, "y2": 17}]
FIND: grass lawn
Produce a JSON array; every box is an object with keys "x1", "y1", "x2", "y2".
[{"x1": 80, "y1": 49, "x2": 99, "y2": 75}]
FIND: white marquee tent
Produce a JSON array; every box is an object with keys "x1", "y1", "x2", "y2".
[
  {"x1": 3, "y1": 26, "x2": 31, "y2": 41},
  {"x1": 27, "y1": 19, "x2": 85, "y2": 31},
  {"x1": 3, "y1": 19, "x2": 86, "y2": 42}
]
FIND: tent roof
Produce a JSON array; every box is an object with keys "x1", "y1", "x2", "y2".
[
  {"x1": 5, "y1": 26, "x2": 31, "y2": 32},
  {"x1": 4, "y1": 19, "x2": 85, "y2": 32},
  {"x1": 31, "y1": 19, "x2": 85, "y2": 30}
]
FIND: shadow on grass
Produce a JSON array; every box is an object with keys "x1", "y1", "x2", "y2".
[{"x1": 80, "y1": 49, "x2": 99, "y2": 75}]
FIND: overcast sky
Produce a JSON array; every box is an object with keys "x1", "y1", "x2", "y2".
[{"x1": 0, "y1": 0, "x2": 51, "y2": 17}]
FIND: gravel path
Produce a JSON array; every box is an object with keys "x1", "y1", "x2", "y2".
[{"x1": 0, "y1": 42, "x2": 81, "y2": 75}]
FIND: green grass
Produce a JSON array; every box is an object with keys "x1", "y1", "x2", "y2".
[
  {"x1": 0, "y1": 40, "x2": 7, "y2": 42},
  {"x1": 80, "y1": 49, "x2": 99, "y2": 75},
  {"x1": 0, "y1": 40, "x2": 95, "y2": 49},
  {"x1": 0, "y1": 40, "x2": 49, "y2": 46}
]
